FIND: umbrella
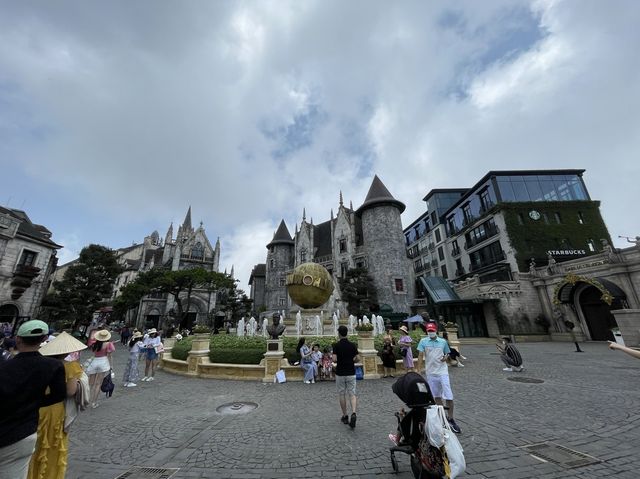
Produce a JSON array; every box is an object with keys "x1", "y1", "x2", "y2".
[{"x1": 403, "y1": 314, "x2": 424, "y2": 323}]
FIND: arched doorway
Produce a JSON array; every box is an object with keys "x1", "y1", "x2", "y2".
[
  {"x1": 553, "y1": 274, "x2": 628, "y2": 341},
  {"x1": 576, "y1": 285, "x2": 618, "y2": 341},
  {"x1": 0, "y1": 304, "x2": 20, "y2": 330}
]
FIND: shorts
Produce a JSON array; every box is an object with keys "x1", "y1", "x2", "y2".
[
  {"x1": 426, "y1": 374, "x2": 453, "y2": 401},
  {"x1": 85, "y1": 356, "x2": 110, "y2": 375},
  {"x1": 146, "y1": 349, "x2": 158, "y2": 361},
  {"x1": 335, "y1": 374, "x2": 356, "y2": 397}
]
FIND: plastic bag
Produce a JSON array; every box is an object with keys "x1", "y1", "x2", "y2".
[
  {"x1": 443, "y1": 426, "x2": 465, "y2": 478},
  {"x1": 426, "y1": 405, "x2": 445, "y2": 447},
  {"x1": 275, "y1": 369, "x2": 286, "y2": 383},
  {"x1": 355, "y1": 365, "x2": 364, "y2": 380}
]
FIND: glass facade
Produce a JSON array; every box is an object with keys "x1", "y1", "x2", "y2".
[{"x1": 446, "y1": 174, "x2": 588, "y2": 236}]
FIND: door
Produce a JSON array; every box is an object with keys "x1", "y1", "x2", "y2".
[{"x1": 579, "y1": 286, "x2": 617, "y2": 341}]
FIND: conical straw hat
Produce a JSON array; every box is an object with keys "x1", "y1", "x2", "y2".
[{"x1": 39, "y1": 331, "x2": 88, "y2": 356}]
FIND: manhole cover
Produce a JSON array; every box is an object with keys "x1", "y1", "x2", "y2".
[
  {"x1": 520, "y1": 442, "x2": 601, "y2": 468},
  {"x1": 507, "y1": 377, "x2": 544, "y2": 384},
  {"x1": 114, "y1": 467, "x2": 179, "y2": 479},
  {"x1": 216, "y1": 401, "x2": 258, "y2": 415}
]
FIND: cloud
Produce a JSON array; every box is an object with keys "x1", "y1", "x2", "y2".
[{"x1": 1, "y1": 0, "x2": 638, "y2": 289}]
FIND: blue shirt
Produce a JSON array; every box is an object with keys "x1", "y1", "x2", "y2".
[{"x1": 417, "y1": 336, "x2": 450, "y2": 376}]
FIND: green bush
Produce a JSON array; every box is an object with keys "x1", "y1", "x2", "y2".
[
  {"x1": 211, "y1": 348, "x2": 265, "y2": 364},
  {"x1": 171, "y1": 337, "x2": 193, "y2": 360}
]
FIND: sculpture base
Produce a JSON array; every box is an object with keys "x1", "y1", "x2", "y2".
[{"x1": 263, "y1": 340, "x2": 285, "y2": 383}]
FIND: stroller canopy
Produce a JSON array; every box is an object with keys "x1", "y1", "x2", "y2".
[{"x1": 392, "y1": 372, "x2": 434, "y2": 407}]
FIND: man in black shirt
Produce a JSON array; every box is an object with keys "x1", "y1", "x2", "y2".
[
  {"x1": 332, "y1": 325, "x2": 359, "y2": 429},
  {"x1": 0, "y1": 319, "x2": 66, "y2": 479}
]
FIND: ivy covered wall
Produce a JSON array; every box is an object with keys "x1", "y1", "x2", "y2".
[{"x1": 500, "y1": 201, "x2": 611, "y2": 272}]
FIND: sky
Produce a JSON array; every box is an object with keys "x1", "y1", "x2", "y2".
[{"x1": 1, "y1": 0, "x2": 639, "y2": 291}]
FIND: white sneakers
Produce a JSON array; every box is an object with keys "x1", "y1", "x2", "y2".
[
  {"x1": 503, "y1": 366, "x2": 524, "y2": 372},
  {"x1": 141, "y1": 376, "x2": 154, "y2": 381},
  {"x1": 124, "y1": 382, "x2": 137, "y2": 387}
]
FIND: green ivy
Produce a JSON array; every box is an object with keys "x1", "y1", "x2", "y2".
[{"x1": 500, "y1": 201, "x2": 611, "y2": 271}]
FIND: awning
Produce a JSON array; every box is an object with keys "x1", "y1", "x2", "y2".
[{"x1": 419, "y1": 277, "x2": 462, "y2": 304}]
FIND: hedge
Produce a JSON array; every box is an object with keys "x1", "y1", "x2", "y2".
[{"x1": 169, "y1": 331, "x2": 426, "y2": 364}]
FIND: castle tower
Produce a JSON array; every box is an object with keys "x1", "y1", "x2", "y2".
[
  {"x1": 356, "y1": 175, "x2": 413, "y2": 313},
  {"x1": 265, "y1": 220, "x2": 295, "y2": 314}
]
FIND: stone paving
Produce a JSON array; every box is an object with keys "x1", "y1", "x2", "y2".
[{"x1": 65, "y1": 340, "x2": 640, "y2": 479}]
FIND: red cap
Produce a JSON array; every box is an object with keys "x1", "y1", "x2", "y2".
[{"x1": 426, "y1": 323, "x2": 437, "y2": 332}]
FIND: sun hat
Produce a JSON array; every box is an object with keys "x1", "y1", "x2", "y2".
[
  {"x1": 399, "y1": 325, "x2": 409, "y2": 334},
  {"x1": 132, "y1": 331, "x2": 143, "y2": 339},
  {"x1": 94, "y1": 329, "x2": 112, "y2": 341},
  {"x1": 148, "y1": 328, "x2": 157, "y2": 334},
  {"x1": 39, "y1": 331, "x2": 88, "y2": 356},
  {"x1": 426, "y1": 323, "x2": 438, "y2": 332},
  {"x1": 17, "y1": 320, "x2": 49, "y2": 337}
]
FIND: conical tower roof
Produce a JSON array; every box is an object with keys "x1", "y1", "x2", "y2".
[
  {"x1": 267, "y1": 219, "x2": 294, "y2": 248},
  {"x1": 356, "y1": 175, "x2": 405, "y2": 215},
  {"x1": 182, "y1": 206, "x2": 192, "y2": 230}
]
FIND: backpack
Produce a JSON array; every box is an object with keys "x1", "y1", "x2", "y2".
[{"x1": 100, "y1": 371, "x2": 115, "y2": 397}]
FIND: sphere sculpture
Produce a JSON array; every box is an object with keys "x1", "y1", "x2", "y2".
[{"x1": 286, "y1": 262, "x2": 334, "y2": 309}]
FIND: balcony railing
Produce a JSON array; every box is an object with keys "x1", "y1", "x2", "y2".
[
  {"x1": 180, "y1": 254, "x2": 215, "y2": 262},
  {"x1": 465, "y1": 225, "x2": 500, "y2": 250},
  {"x1": 469, "y1": 250, "x2": 506, "y2": 272},
  {"x1": 313, "y1": 254, "x2": 333, "y2": 264},
  {"x1": 415, "y1": 263, "x2": 425, "y2": 273}
]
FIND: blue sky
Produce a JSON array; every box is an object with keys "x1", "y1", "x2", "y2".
[{"x1": 1, "y1": 0, "x2": 639, "y2": 289}]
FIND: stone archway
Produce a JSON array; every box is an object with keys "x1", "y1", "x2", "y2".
[
  {"x1": 0, "y1": 304, "x2": 20, "y2": 330},
  {"x1": 575, "y1": 284, "x2": 618, "y2": 341}
]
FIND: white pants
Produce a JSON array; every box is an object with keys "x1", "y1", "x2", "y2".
[{"x1": 0, "y1": 433, "x2": 37, "y2": 479}]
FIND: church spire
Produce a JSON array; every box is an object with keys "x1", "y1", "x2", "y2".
[
  {"x1": 182, "y1": 206, "x2": 192, "y2": 230},
  {"x1": 302, "y1": 207, "x2": 306, "y2": 222},
  {"x1": 230, "y1": 265, "x2": 235, "y2": 278},
  {"x1": 339, "y1": 190, "x2": 343, "y2": 206},
  {"x1": 165, "y1": 222, "x2": 173, "y2": 244}
]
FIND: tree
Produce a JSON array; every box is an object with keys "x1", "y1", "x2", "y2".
[
  {"x1": 116, "y1": 268, "x2": 234, "y2": 329},
  {"x1": 221, "y1": 282, "x2": 253, "y2": 323},
  {"x1": 51, "y1": 244, "x2": 122, "y2": 330},
  {"x1": 338, "y1": 267, "x2": 379, "y2": 317}
]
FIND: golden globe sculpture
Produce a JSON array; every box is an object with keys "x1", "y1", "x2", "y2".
[{"x1": 286, "y1": 262, "x2": 334, "y2": 309}]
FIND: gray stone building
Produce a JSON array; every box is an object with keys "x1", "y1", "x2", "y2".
[
  {"x1": 252, "y1": 175, "x2": 414, "y2": 317},
  {"x1": 52, "y1": 207, "x2": 222, "y2": 331},
  {"x1": 0, "y1": 206, "x2": 61, "y2": 329}
]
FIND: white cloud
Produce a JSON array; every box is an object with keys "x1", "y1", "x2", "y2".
[{"x1": 1, "y1": 0, "x2": 639, "y2": 288}]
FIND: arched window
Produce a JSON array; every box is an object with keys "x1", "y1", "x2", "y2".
[{"x1": 191, "y1": 242, "x2": 204, "y2": 259}]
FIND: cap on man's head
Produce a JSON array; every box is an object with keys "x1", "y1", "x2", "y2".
[
  {"x1": 426, "y1": 323, "x2": 438, "y2": 332},
  {"x1": 17, "y1": 320, "x2": 49, "y2": 337}
]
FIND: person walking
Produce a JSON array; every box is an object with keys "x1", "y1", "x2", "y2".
[
  {"x1": 296, "y1": 337, "x2": 316, "y2": 384},
  {"x1": 123, "y1": 331, "x2": 143, "y2": 387},
  {"x1": 0, "y1": 320, "x2": 66, "y2": 479},
  {"x1": 85, "y1": 329, "x2": 115, "y2": 409},
  {"x1": 141, "y1": 328, "x2": 162, "y2": 381},
  {"x1": 497, "y1": 337, "x2": 524, "y2": 372},
  {"x1": 27, "y1": 332, "x2": 87, "y2": 479},
  {"x1": 120, "y1": 325, "x2": 131, "y2": 348},
  {"x1": 417, "y1": 323, "x2": 461, "y2": 434},
  {"x1": 381, "y1": 327, "x2": 396, "y2": 377},
  {"x1": 332, "y1": 325, "x2": 360, "y2": 429},
  {"x1": 398, "y1": 326, "x2": 415, "y2": 372},
  {"x1": 564, "y1": 320, "x2": 584, "y2": 352}
]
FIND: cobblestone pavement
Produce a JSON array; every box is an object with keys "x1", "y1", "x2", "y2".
[{"x1": 66, "y1": 341, "x2": 640, "y2": 479}]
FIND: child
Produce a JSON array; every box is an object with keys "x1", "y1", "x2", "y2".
[
  {"x1": 311, "y1": 344, "x2": 322, "y2": 380},
  {"x1": 123, "y1": 331, "x2": 143, "y2": 387},
  {"x1": 321, "y1": 346, "x2": 333, "y2": 380}
]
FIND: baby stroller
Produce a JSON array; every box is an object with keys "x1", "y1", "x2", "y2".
[{"x1": 389, "y1": 372, "x2": 447, "y2": 478}]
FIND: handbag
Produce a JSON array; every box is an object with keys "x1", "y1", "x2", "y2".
[
  {"x1": 100, "y1": 370, "x2": 115, "y2": 397},
  {"x1": 426, "y1": 405, "x2": 445, "y2": 448},
  {"x1": 400, "y1": 348, "x2": 408, "y2": 358},
  {"x1": 154, "y1": 343, "x2": 165, "y2": 354}
]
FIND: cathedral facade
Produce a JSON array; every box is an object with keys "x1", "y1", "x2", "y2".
[{"x1": 253, "y1": 176, "x2": 414, "y2": 317}]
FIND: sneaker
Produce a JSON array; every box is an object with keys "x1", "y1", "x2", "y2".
[
  {"x1": 128, "y1": 382, "x2": 137, "y2": 387},
  {"x1": 141, "y1": 377, "x2": 148, "y2": 381},
  {"x1": 447, "y1": 418, "x2": 461, "y2": 434},
  {"x1": 91, "y1": 403, "x2": 99, "y2": 409},
  {"x1": 457, "y1": 362, "x2": 465, "y2": 368},
  {"x1": 148, "y1": 376, "x2": 154, "y2": 381},
  {"x1": 349, "y1": 413, "x2": 357, "y2": 429},
  {"x1": 502, "y1": 367, "x2": 513, "y2": 372},
  {"x1": 341, "y1": 415, "x2": 349, "y2": 424},
  {"x1": 304, "y1": 380, "x2": 311, "y2": 384},
  {"x1": 514, "y1": 366, "x2": 524, "y2": 372},
  {"x1": 311, "y1": 379, "x2": 315, "y2": 384}
]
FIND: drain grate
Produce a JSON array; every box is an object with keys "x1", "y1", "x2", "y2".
[
  {"x1": 216, "y1": 401, "x2": 258, "y2": 415},
  {"x1": 507, "y1": 376, "x2": 544, "y2": 384},
  {"x1": 114, "y1": 467, "x2": 179, "y2": 479},
  {"x1": 520, "y1": 442, "x2": 601, "y2": 468}
]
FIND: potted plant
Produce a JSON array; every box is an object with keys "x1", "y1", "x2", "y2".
[
  {"x1": 355, "y1": 322, "x2": 374, "y2": 337},
  {"x1": 192, "y1": 324, "x2": 212, "y2": 335}
]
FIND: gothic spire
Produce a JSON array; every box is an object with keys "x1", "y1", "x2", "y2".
[
  {"x1": 339, "y1": 190, "x2": 343, "y2": 206},
  {"x1": 182, "y1": 206, "x2": 192, "y2": 230},
  {"x1": 302, "y1": 207, "x2": 306, "y2": 222},
  {"x1": 165, "y1": 222, "x2": 173, "y2": 244}
]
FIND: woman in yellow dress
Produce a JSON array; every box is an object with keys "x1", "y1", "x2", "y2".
[{"x1": 27, "y1": 332, "x2": 87, "y2": 479}]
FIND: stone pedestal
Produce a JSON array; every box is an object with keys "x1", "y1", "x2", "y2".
[
  {"x1": 612, "y1": 309, "x2": 640, "y2": 347},
  {"x1": 263, "y1": 339, "x2": 285, "y2": 383},
  {"x1": 357, "y1": 333, "x2": 381, "y2": 379},
  {"x1": 159, "y1": 336, "x2": 177, "y2": 368},
  {"x1": 187, "y1": 334, "x2": 210, "y2": 376},
  {"x1": 444, "y1": 327, "x2": 461, "y2": 353}
]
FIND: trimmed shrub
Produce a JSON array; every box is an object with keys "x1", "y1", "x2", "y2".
[{"x1": 171, "y1": 337, "x2": 193, "y2": 360}]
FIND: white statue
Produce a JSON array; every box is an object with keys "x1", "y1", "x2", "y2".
[
  {"x1": 248, "y1": 316, "x2": 257, "y2": 336},
  {"x1": 262, "y1": 317, "x2": 268, "y2": 337},
  {"x1": 348, "y1": 315, "x2": 356, "y2": 334},
  {"x1": 377, "y1": 315, "x2": 385, "y2": 334},
  {"x1": 315, "y1": 315, "x2": 322, "y2": 336},
  {"x1": 372, "y1": 316, "x2": 378, "y2": 335},
  {"x1": 237, "y1": 317, "x2": 245, "y2": 337},
  {"x1": 332, "y1": 311, "x2": 339, "y2": 336},
  {"x1": 295, "y1": 310, "x2": 302, "y2": 337},
  {"x1": 363, "y1": 315, "x2": 370, "y2": 325},
  {"x1": 279, "y1": 313, "x2": 284, "y2": 325},
  {"x1": 358, "y1": 318, "x2": 362, "y2": 327}
]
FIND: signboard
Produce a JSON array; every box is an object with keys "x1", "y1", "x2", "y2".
[{"x1": 546, "y1": 250, "x2": 586, "y2": 256}]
